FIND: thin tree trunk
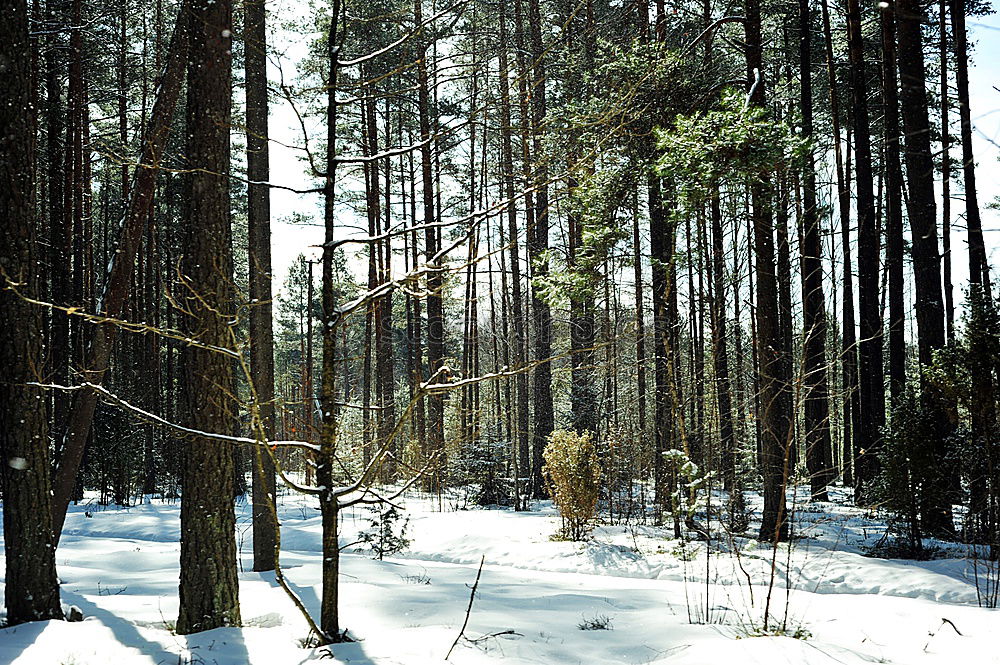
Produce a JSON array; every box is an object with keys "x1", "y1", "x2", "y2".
[
  {"x1": 416, "y1": 0, "x2": 445, "y2": 492},
  {"x1": 528, "y1": 0, "x2": 553, "y2": 497},
  {"x1": 883, "y1": 1, "x2": 906, "y2": 404},
  {"x1": 245, "y1": 0, "x2": 277, "y2": 573},
  {"x1": 800, "y1": 0, "x2": 832, "y2": 499},
  {"x1": 847, "y1": 0, "x2": 885, "y2": 502}
]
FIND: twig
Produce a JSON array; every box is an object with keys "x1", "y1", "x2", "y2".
[
  {"x1": 923, "y1": 617, "x2": 963, "y2": 652},
  {"x1": 445, "y1": 555, "x2": 485, "y2": 660},
  {"x1": 466, "y1": 629, "x2": 521, "y2": 645}
]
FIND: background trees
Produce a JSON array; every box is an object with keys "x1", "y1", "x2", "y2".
[{"x1": 2, "y1": 0, "x2": 1000, "y2": 633}]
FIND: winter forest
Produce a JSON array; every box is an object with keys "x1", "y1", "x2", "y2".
[{"x1": 2, "y1": 0, "x2": 1000, "y2": 661}]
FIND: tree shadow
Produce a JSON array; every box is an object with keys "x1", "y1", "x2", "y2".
[{"x1": 61, "y1": 588, "x2": 252, "y2": 665}]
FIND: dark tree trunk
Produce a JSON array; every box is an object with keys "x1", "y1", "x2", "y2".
[
  {"x1": 951, "y1": 0, "x2": 990, "y2": 291},
  {"x1": 649, "y1": 175, "x2": 672, "y2": 512},
  {"x1": 415, "y1": 0, "x2": 445, "y2": 492},
  {"x1": 897, "y1": 0, "x2": 954, "y2": 536},
  {"x1": 512, "y1": 0, "x2": 535, "y2": 487},
  {"x1": 0, "y1": 0, "x2": 64, "y2": 625},
  {"x1": 820, "y1": 0, "x2": 859, "y2": 486},
  {"x1": 847, "y1": 0, "x2": 885, "y2": 502},
  {"x1": 951, "y1": 0, "x2": 996, "y2": 542},
  {"x1": 800, "y1": 0, "x2": 832, "y2": 499},
  {"x1": 175, "y1": 0, "x2": 241, "y2": 635},
  {"x1": 318, "y1": 0, "x2": 346, "y2": 641},
  {"x1": 882, "y1": 2, "x2": 906, "y2": 405},
  {"x1": 633, "y1": 193, "x2": 647, "y2": 456},
  {"x1": 245, "y1": 0, "x2": 278, "y2": 573},
  {"x1": 497, "y1": 0, "x2": 529, "y2": 508},
  {"x1": 710, "y1": 187, "x2": 736, "y2": 494},
  {"x1": 528, "y1": 0, "x2": 554, "y2": 497},
  {"x1": 747, "y1": 0, "x2": 790, "y2": 542},
  {"x1": 939, "y1": 0, "x2": 954, "y2": 344}
]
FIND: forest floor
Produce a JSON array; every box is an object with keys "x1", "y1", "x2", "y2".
[{"x1": 1, "y1": 484, "x2": 998, "y2": 664}]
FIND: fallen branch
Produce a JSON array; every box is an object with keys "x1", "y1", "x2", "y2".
[{"x1": 445, "y1": 555, "x2": 485, "y2": 660}]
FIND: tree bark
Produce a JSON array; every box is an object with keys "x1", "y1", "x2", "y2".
[
  {"x1": 847, "y1": 0, "x2": 885, "y2": 502},
  {"x1": 897, "y1": 0, "x2": 953, "y2": 535},
  {"x1": 245, "y1": 0, "x2": 278, "y2": 573},
  {"x1": 0, "y1": 0, "x2": 64, "y2": 625},
  {"x1": 746, "y1": 0, "x2": 790, "y2": 542},
  {"x1": 882, "y1": 1, "x2": 906, "y2": 405},
  {"x1": 800, "y1": 0, "x2": 832, "y2": 499},
  {"x1": 175, "y1": 0, "x2": 241, "y2": 634},
  {"x1": 528, "y1": 0, "x2": 554, "y2": 497}
]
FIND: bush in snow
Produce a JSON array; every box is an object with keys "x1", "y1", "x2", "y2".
[
  {"x1": 359, "y1": 504, "x2": 411, "y2": 560},
  {"x1": 578, "y1": 613, "x2": 613, "y2": 630},
  {"x1": 544, "y1": 429, "x2": 602, "y2": 541}
]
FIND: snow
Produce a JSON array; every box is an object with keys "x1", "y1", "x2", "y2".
[{"x1": 2, "y1": 485, "x2": 999, "y2": 664}]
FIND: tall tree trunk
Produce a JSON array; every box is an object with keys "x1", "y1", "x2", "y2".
[
  {"x1": 821, "y1": 0, "x2": 859, "y2": 485},
  {"x1": 318, "y1": 0, "x2": 344, "y2": 640},
  {"x1": 800, "y1": 0, "x2": 832, "y2": 499},
  {"x1": 176, "y1": 0, "x2": 241, "y2": 634},
  {"x1": 649, "y1": 175, "x2": 671, "y2": 513},
  {"x1": 245, "y1": 0, "x2": 277, "y2": 573},
  {"x1": 513, "y1": 0, "x2": 535, "y2": 488},
  {"x1": 950, "y1": 0, "x2": 990, "y2": 291},
  {"x1": 710, "y1": 187, "x2": 736, "y2": 495},
  {"x1": 897, "y1": 0, "x2": 953, "y2": 535},
  {"x1": 46, "y1": 0, "x2": 69, "y2": 468},
  {"x1": 747, "y1": 0, "x2": 790, "y2": 542},
  {"x1": 497, "y1": 0, "x2": 528, "y2": 508},
  {"x1": 633, "y1": 191, "x2": 647, "y2": 457},
  {"x1": 882, "y1": 1, "x2": 906, "y2": 404},
  {"x1": 416, "y1": 0, "x2": 445, "y2": 492},
  {"x1": 951, "y1": 0, "x2": 996, "y2": 543},
  {"x1": 0, "y1": 0, "x2": 64, "y2": 625},
  {"x1": 847, "y1": 0, "x2": 885, "y2": 502},
  {"x1": 939, "y1": 0, "x2": 954, "y2": 343},
  {"x1": 528, "y1": 0, "x2": 553, "y2": 497}
]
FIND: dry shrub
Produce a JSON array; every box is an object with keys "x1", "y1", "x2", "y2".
[{"x1": 544, "y1": 429, "x2": 601, "y2": 540}]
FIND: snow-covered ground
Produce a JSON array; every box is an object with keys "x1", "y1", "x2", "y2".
[{"x1": 2, "y1": 485, "x2": 998, "y2": 664}]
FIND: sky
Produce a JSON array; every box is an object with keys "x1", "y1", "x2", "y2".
[{"x1": 258, "y1": 4, "x2": 1000, "y2": 309}]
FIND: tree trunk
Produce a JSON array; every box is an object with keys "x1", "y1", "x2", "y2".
[
  {"x1": 318, "y1": 0, "x2": 344, "y2": 640},
  {"x1": 528, "y1": 0, "x2": 554, "y2": 497},
  {"x1": 800, "y1": 0, "x2": 832, "y2": 499},
  {"x1": 415, "y1": 0, "x2": 445, "y2": 492},
  {"x1": 0, "y1": 0, "x2": 64, "y2": 625},
  {"x1": 175, "y1": 0, "x2": 241, "y2": 634},
  {"x1": 897, "y1": 0, "x2": 954, "y2": 536},
  {"x1": 710, "y1": 187, "x2": 736, "y2": 494},
  {"x1": 882, "y1": 1, "x2": 906, "y2": 405},
  {"x1": 497, "y1": 0, "x2": 528, "y2": 508},
  {"x1": 951, "y1": 0, "x2": 996, "y2": 543},
  {"x1": 847, "y1": 0, "x2": 885, "y2": 502},
  {"x1": 747, "y1": 0, "x2": 790, "y2": 542},
  {"x1": 245, "y1": 0, "x2": 278, "y2": 573}
]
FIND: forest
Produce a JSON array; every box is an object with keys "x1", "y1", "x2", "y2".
[{"x1": 1, "y1": 0, "x2": 999, "y2": 661}]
